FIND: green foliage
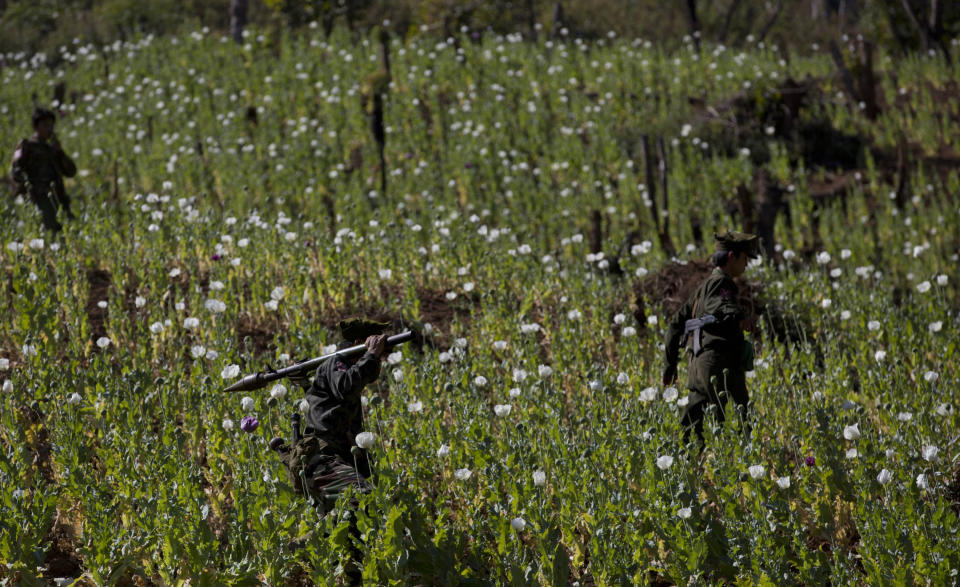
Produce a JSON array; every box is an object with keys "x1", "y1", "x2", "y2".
[{"x1": 0, "y1": 23, "x2": 958, "y2": 585}]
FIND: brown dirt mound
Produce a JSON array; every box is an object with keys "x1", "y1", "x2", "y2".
[
  {"x1": 43, "y1": 514, "x2": 82, "y2": 580},
  {"x1": 236, "y1": 313, "x2": 278, "y2": 357},
  {"x1": 633, "y1": 261, "x2": 770, "y2": 340},
  {"x1": 319, "y1": 283, "x2": 478, "y2": 351},
  {"x1": 85, "y1": 268, "x2": 111, "y2": 342}
]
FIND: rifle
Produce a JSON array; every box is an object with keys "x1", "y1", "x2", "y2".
[{"x1": 223, "y1": 330, "x2": 414, "y2": 392}]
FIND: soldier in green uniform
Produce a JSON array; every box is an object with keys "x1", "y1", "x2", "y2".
[
  {"x1": 279, "y1": 318, "x2": 388, "y2": 582},
  {"x1": 286, "y1": 318, "x2": 389, "y2": 508},
  {"x1": 662, "y1": 231, "x2": 759, "y2": 443},
  {"x1": 9, "y1": 108, "x2": 78, "y2": 232}
]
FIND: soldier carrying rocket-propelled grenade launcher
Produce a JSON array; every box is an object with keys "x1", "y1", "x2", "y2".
[{"x1": 225, "y1": 320, "x2": 413, "y2": 575}]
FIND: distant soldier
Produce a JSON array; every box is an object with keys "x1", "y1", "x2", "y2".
[
  {"x1": 9, "y1": 107, "x2": 77, "y2": 232},
  {"x1": 662, "y1": 231, "x2": 759, "y2": 443}
]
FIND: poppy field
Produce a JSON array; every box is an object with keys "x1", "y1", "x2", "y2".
[{"x1": 1, "y1": 25, "x2": 959, "y2": 585}]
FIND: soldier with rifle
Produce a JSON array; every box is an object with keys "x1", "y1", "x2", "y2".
[
  {"x1": 662, "y1": 231, "x2": 759, "y2": 444},
  {"x1": 9, "y1": 107, "x2": 78, "y2": 232}
]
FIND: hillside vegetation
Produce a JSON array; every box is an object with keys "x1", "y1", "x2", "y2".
[{"x1": 1, "y1": 24, "x2": 959, "y2": 585}]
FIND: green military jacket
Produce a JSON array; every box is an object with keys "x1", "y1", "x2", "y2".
[
  {"x1": 664, "y1": 268, "x2": 746, "y2": 379},
  {"x1": 302, "y1": 351, "x2": 381, "y2": 461},
  {"x1": 10, "y1": 136, "x2": 77, "y2": 199}
]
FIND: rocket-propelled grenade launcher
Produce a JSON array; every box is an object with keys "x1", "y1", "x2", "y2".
[{"x1": 223, "y1": 330, "x2": 414, "y2": 392}]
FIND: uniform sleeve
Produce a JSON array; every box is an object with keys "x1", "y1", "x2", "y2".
[
  {"x1": 10, "y1": 140, "x2": 28, "y2": 190},
  {"x1": 56, "y1": 149, "x2": 77, "y2": 178},
  {"x1": 328, "y1": 352, "x2": 381, "y2": 401},
  {"x1": 663, "y1": 294, "x2": 694, "y2": 371}
]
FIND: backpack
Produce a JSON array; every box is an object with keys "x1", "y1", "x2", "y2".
[{"x1": 276, "y1": 435, "x2": 328, "y2": 495}]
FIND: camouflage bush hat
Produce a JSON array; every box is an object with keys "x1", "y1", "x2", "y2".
[
  {"x1": 714, "y1": 230, "x2": 760, "y2": 258},
  {"x1": 338, "y1": 317, "x2": 389, "y2": 341}
]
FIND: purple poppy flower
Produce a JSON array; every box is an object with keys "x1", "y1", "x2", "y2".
[
  {"x1": 211, "y1": 254, "x2": 222, "y2": 261},
  {"x1": 240, "y1": 416, "x2": 259, "y2": 433},
  {"x1": 405, "y1": 152, "x2": 414, "y2": 159},
  {"x1": 471, "y1": 31, "x2": 480, "y2": 40},
  {"x1": 804, "y1": 455, "x2": 815, "y2": 467},
  {"x1": 464, "y1": 162, "x2": 473, "y2": 169}
]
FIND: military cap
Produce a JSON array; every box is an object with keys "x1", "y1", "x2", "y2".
[
  {"x1": 339, "y1": 317, "x2": 389, "y2": 341},
  {"x1": 714, "y1": 230, "x2": 760, "y2": 258}
]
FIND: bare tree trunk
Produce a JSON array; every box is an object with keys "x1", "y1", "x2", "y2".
[
  {"x1": 685, "y1": 0, "x2": 701, "y2": 52},
  {"x1": 828, "y1": 41, "x2": 858, "y2": 102},
  {"x1": 929, "y1": 0, "x2": 944, "y2": 37},
  {"x1": 656, "y1": 136, "x2": 675, "y2": 256},
  {"x1": 756, "y1": 0, "x2": 783, "y2": 43},
  {"x1": 640, "y1": 135, "x2": 660, "y2": 235},
  {"x1": 719, "y1": 0, "x2": 741, "y2": 43},
  {"x1": 858, "y1": 40, "x2": 880, "y2": 120},
  {"x1": 230, "y1": 0, "x2": 248, "y2": 45},
  {"x1": 551, "y1": 2, "x2": 564, "y2": 39},
  {"x1": 900, "y1": 0, "x2": 931, "y2": 51},
  {"x1": 527, "y1": 0, "x2": 538, "y2": 42}
]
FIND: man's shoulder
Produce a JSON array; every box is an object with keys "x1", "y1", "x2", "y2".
[{"x1": 703, "y1": 271, "x2": 737, "y2": 298}]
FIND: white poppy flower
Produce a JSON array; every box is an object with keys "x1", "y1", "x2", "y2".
[
  {"x1": 96, "y1": 337, "x2": 111, "y2": 349},
  {"x1": 656, "y1": 455, "x2": 674, "y2": 470},
  {"x1": 493, "y1": 404, "x2": 512, "y2": 417},
  {"x1": 205, "y1": 299, "x2": 226, "y2": 313},
  {"x1": 876, "y1": 469, "x2": 893, "y2": 485},
  {"x1": 532, "y1": 470, "x2": 546, "y2": 486},
  {"x1": 846, "y1": 448, "x2": 858, "y2": 459},
  {"x1": 222, "y1": 418, "x2": 234, "y2": 431},
  {"x1": 916, "y1": 473, "x2": 929, "y2": 490},
  {"x1": 538, "y1": 365, "x2": 553, "y2": 377},
  {"x1": 663, "y1": 387, "x2": 679, "y2": 402},
  {"x1": 622, "y1": 326, "x2": 637, "y2": 337},
  {"x1": 677, "y1": 507, "x2": 692, "y2": 519},
  {"x1": 748, "y1": 464, "x2": 765, "y2": 479},
  {"x1": 776, "y1": 476, "x2": 791, "y2": 489},
  {"x1": 408, "y1": 400, "x2": 423, "y2": 413},
  {"x1": 493, "y1": 340, "x2": 508, "y2": 351},
  {"x1": 454, "y1": 468, "x2": 472, "y2": 481},
  {"x1": 511, "y1": 517, "x2": 526, "y2": 531},
  {"x1": 270, "y1": 384, "x2": 287, "y2": 401},
  {"x1": 843, "y1": 423, "x2": 861, "y2": 440},
  {"x1": 183, "y1": 317, "x2": 200, "y2": 330},
  {"x1": 68, "y1": 392, "x2": 82, "y2": 405},
  {"x1": 437, "y1": 444, "x2": 450, "y2": 458},
  {"x1": 222, "y1": 365, "x2": 241, "y2": 380},
  {"x1": 921, "y1": 445, "x2": 938, "y2": 462},
  {"x1": 355, "y1": 431, "x2": 376, "y2": 449},
  {"x1": 640, "y1": 387, "x2": 657, "y2": 402}
]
